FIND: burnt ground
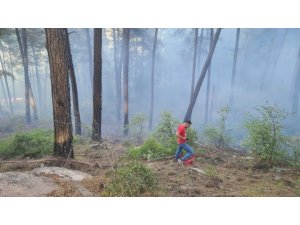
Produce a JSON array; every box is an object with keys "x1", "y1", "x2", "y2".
[{"x1": 0, "y1": 139, "x2": 299, "y2": 197}]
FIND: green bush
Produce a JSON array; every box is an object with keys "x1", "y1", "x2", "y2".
[
  {"x1": 153, "y1": 111, "x2": 198, "y2": 149},
  {"x1": 0, "y1": 129, "x2": 53, "y2": 159},
  {"x1": 203, "y1": 106, "x2": 231, "y2": 148},
  {"x1": 128, "y1": 138, "x2": 173, "y2": 160},
  {"x1": 130, "y1": 113, "x2": 147, "y2": 143},
  {"x1": 288, "y1": 136, "x2": 300, "y2": 167},
  {"x1": 244, "y1": 104, "x2": 289, "y2": 166},
  {"x1": 103, "y1": 161, "x2": 159, "y2": 196}
]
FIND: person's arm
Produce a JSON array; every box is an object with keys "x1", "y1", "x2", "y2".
[{"x1": 176, "y1": 131, "x2": 186, "y2": 140}]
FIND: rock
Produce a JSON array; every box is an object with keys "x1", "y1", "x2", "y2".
[
  {"x1": 33, "y1": 167, "x2": 92, "y2": 181},
  {"x1": 0, "y1": 171, "x2": 58, "y2": 196},
  {"x1": 274, "y1": 176, "x2": 281, "y2": 181}
]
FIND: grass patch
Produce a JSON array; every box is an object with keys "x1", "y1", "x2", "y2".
[
  {"x1": 102, "y1": 161, "x2": 159, "y2": 196},
  {"x1": 0, "y1": 129, "x2": 53, "y2": 159},
  {"x1": 128, "y1": 138, "x2": 173, "y2": 160}
]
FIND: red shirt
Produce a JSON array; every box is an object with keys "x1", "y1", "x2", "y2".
[{"x1": 177, "y1": 124, "x2": 187, "y2": 144}]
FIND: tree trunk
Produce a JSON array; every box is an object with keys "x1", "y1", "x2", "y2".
[
  {"x1": 29, "y1": 84, "x2": 38, "y2": 120},
  {"x1": 190, "y1": 28, "x2": 198, "y2": 101},
  {"x1": 113, "y1": 28, "x2": 122, "y2": 123},
  {"x1": 229, "y1": 28, "x2": 240, "y2": 108},
  {"x1": 292, "y1": 47, "x2": 300, "y2": 115},
  {"x1": 185, "y1": 28, "x2": 222, "y2": 121},
  {"x1": 31, "y1": 44, "x2": 42, "y2": 113},
  {"x1": 149, "y1": 28, "x2": 158, "y2": 130},
  {"x1": 85, "y1": 28, "x2": 93, "y2": 89},
  {"x1": 0, "y1": 53, "x2": 13, "y2": 114},
  {"x1": 205, "y1": 28, "x2": 214, "y2": 124},
  {"x1": 92, "y1": 28, "x2": 102, "y2": 142},
  {"x1": 45, "y1": 28, "x2": 73, "y2": 158},
  {"x1": 66, "y1": 29, "x2": 81, "y2": 135},
  {"x1": 196, "y1": 29, "x2": 204, "y2": 75},
  {"x1": 15, "y1": 28, "x2": 31, "y2": 124},
  {"x1": 8, "y1": 46, "x2": 16, "y2": 101},
  {"x1": 123, "y1": 28, "x2": 130, "y2": 136},
  {"x1": 0, "y1": 76, "x2": 8, "y2": 108}
]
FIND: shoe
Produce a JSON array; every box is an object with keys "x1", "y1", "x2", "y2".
[{"x1": 177, "y1": 159, "x2": 184, "y2": 166}]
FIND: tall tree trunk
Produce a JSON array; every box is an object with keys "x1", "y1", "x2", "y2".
[
  {"x1": 229, "y1": 28, "x2": 240, "y2": 108},
  {"x1": 66, "y1": 30, "x2": 81, "y2": 135},
  {"x1": 190, "y1": 28, "x2": 198, "y2": 101},
  {"x1": 205, "y1": 28, "x2": 214, "y2": 124},
  {"x1": 196, "y1": 29, "x2": 204, "y2": 75},
  {"x1": 92, "y1": 28, "x2": 102, "y2": 141},
  {"x1": 45, "y1": 28, "x2": 73, "y2": 158},
  {"x1": 113, "y1": 28, "x2": 122, "y2": 123},
  {"x1": 0, "y1": 76, "x2": 8, "y2": 107},
  {"x1": 185, "y1": 28, "x2": 222, "y2": 121},
  {"x1": 292, "y1": 47, "x2": 300, "y2": 115},
  {"x1": 43, "y1": 64, "x2": 49, "y2": 113},
  {"x1": 8, "y1": 46, "x2": 16, "y2": 101},
  {"x1": 29, "y1": 84, "x2": 38, "y2": 120},
  {"x1": 123, "y1": 28, "x2": 130, "y2": 136},
  {"x1": 31, "y1": 44, "x2": 42, "y2": 113},
  {"x1": 0, "y1": 53, "x2": 13, "y2": 114},
  {"x1": 0, "y1": 64, "x2": 14, "y2": 114},
  {"x1": 149, "y1": 28, "x2": 158, "y2": 130},
  {"x1": 16, "y1": 28, "x2": 31, "y2": 124},
  {"x1": 85, "y1": 28, "x2": 93, "y2": 89}
]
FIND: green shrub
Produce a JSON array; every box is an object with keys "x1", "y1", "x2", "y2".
[
  {"x1": 103, "y1": 161, "x2": 159, "y2": 196},
  {"x1": 0, "y1": 129, "x2": 53, "y2": 159},
  {"x1": 153, "y1": 111, "x2": 198, "y2": 149},
  {"x1": 130, "y1": 113, "x2": 147, "y2": 143},
  {"x1": 203, "y1": 106, "x2": 231, "y2": 148},
  {"x1": 128, "y1": 138, "x2": 173, "y2": 160},
  {"x1": 288, "y1": 136, "x2": 300, "y2": 167},
  {"x1": 244, "y1": 104, "x2": 289, "y2": 166}
]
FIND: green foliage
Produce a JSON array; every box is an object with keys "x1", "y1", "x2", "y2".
[
  {"x1": 153, "y1": 111, "x2": 198, "y2": 149},
  {"x1": 128, "y1": 138, "x2": 173, "y2": 160},
  {"x1": 153, "y1": 111, "x2": 180, "y2": 149},
  {"x1": 103, "y1": 161, "x2": 159, "y2": 196},
  {"x1": 203, "y1": 106, "x2": 231, "y2": 148},
  {"x1": 0, "y1": 129, "x2": 53, "y2": 159},
  {"x1": 288, "y1": 136, "x2": 300, "y2": 167},
  {"x1": 130, "y1": 113, "x2": 147, "y2": 143},
  {"x1": 244, "y1": 104, "x2": 289, "y2": 166}
]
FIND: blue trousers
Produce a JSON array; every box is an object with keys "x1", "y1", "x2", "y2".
[{"x1": 175, "y1": 143, "x2": 194, "y2": 161}]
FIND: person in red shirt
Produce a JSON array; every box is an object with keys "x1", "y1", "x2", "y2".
[{"x1": 175, "y1": 120, "x2": 195, "y2": 165}]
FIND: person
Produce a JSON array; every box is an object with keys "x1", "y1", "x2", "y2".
[{"x1": 175, "y1": 120, "x2": 195, "y2": 165}]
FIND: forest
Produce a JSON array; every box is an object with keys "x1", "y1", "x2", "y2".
[{"x1": 0, "y1": 28, "x2": 299, "y2": 197}]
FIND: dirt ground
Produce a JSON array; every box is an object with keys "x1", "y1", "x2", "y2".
[{"x1": 0, "y1": 138, "x2": 299, "y2": 197}]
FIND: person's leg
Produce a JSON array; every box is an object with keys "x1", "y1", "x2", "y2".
[
  {"x1": 180, "y1": 143, "x2": 195, "y2": 161},
  {"x1": 175, "y1": 144, "x2": 183, "y2": 160}
]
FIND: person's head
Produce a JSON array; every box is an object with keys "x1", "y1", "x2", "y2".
[{"x1": 183, "y1": 120, "x2": 192, "y2": 128}]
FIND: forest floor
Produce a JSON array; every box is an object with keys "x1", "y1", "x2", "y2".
[{"x1": 0, "y1": 138, "x2": 299, "y2": 197}]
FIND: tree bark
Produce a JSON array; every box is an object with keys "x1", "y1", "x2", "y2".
[
  {"x1": 0, "y1": 76, "x2": 8, "y2": 108},
  {"x1": 113, "y1": 28, "x2": 122, "y2": 123},
  {"x1": 85, "y1": 28, "x2": 93, "y2": 89},
  {"x1": 149, "y1": 28, "x2": 158, "y2": 130},
  {"x1": 229, "y1": 28, "x2": 240, "y2": 108},
  {"x1": 190, "y1": 28, "x2": 198, "y2": 101},
  {"x1": 205, "y1": 28, "x2": 214, "y2": 124},
  {"x1": 45, "y1": 28, "x2": 73, "y2": 158},
  {"x1": 123, "y1": 28, "x2": 130, "y2": 136},
  {"x1": 31, "y1": 44, "x2": 42, "y2": 113},
  {"x1": 185, "y1": 28, "x2": 222, "y2": 121},
  {"x1": 0, "y1": 53, "x2": 13, "y2": 114},
  {"x1": 92, "y1": 28, "x2": 102, "y2": 142},
  {"x1": 196, "y1": 29, "x2": 204, "y2": 75},
  {"x1": 15, "y1": 28, "x2": 31, "y2": 124},
  {"x1": 66, "y1": 29, "x2": 81, "y2": 135},
  {"x1": 8, "y1": 46, "x2": 16, "y2": 101}
]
